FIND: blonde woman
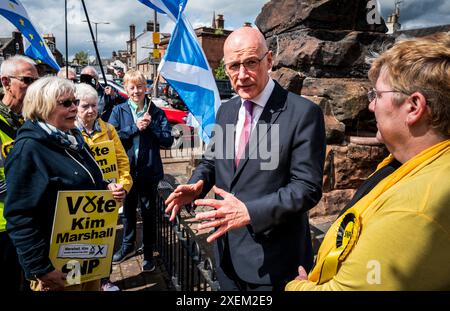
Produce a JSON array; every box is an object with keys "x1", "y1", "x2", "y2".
[
  {"x1": 108, "y1": 70, "x2": 173, "y2": 272},
  {"x1": 4, "y1": 77, "x2": 125, "y2": 291},
  {"x1": 287, "y1": 33, "x2": 450, "y2": 290}
]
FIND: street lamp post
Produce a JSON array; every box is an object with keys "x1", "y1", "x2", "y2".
[
  {"x1": 82, "y1": 20, "x2": 110, "y2": 43},
  {"x1": 82, "y1": 20, "x2": 110, "y2": 65}
]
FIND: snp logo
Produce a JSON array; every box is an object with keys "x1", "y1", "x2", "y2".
[{"x1": 366, "y1": 260, "x2": 381, "y2": 285}]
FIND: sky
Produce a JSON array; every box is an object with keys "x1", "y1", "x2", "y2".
[{"x1": 0, "y1": 0, "x2": 449, "y2": 60}]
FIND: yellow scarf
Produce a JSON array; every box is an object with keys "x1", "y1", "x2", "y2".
[{"x1": 311, "y1": 139, "x2": 450, "y2": 284}]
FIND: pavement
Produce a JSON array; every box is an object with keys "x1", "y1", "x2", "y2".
[
  {"x1": 107, "y1": 159, "x2": 190, "y2": 292},
  {"x1": 107, "y1": 220, "x2": 175, "y2": 291},
  {"x1": 109, "y1": 251, "x2": 173, "y2": 291}
]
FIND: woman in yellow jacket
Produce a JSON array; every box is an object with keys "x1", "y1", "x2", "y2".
[
  {"x1": 75, "y1": 83, "x2": 133, "y2": 291},
  {"x1": 75, "y1": 83, "x2": 132, "y2": 193},
  {"x1": 286, "y1": 33, "x2": 450, "y2": 291}
]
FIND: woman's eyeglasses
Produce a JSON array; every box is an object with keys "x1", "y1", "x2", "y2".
[
  {"x1": 8, "y1": 76, "x2": 38, "y2": 85},
  {"x1": 58, "y1": 99, "x2": 80, "y2": 108},
  {"x1": 367, "y1": 88, "x2": 408, "y2": 102}
]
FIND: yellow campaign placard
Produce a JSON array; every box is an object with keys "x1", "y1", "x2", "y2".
[
  {"x1": 89, "y1": 140, "x2": 119, "y2": 181},
  {"x1": 49, "y1": 190, "x2": 119, "y2": 286}
]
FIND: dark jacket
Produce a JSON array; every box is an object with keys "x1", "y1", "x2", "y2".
[
  {"x1": 189, "y1": 81, "x2": 326, "y2": 287},
  {"x1": 4, "y1": 120, "x2": 105, "y2": 279},
  {"x1": 108, "y1": 98, "x2": 173, "y2": 185},
  {"x1": 97, "y1": 84, "x2": 127, "y2": 122}
]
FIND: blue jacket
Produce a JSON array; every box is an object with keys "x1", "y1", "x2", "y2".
[
  {"x1": 4, "y1": 120, "x2": 106, "y2": 279},
  {"x1": 108, "y1": 98, "x2": 173, "y2": 185}
]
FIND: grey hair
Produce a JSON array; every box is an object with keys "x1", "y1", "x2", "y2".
[
  {"x1": 75, "y1": 83, "x2": 98, "y2": 104},
  {"x1": 22, "y1": 76, "x2": 75, "y2": 121},
  {"x1": 81, "y1": 65, "x2": 98, "y2": 79},
  {"x1": 0, "y1": 55, "x2": 36, "y2": 76}
]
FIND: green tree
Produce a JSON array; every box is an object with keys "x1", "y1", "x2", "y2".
[
  {"x1": 73, "y1": 51, "x2": 89, "y2": 65},
  {"x1": 214, "y1": 59, "x2": 227, "y2": 80}
]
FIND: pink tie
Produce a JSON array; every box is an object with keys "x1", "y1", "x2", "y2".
[{"x1": 236, "y1": 100, "x2": 254, "y2": 166}]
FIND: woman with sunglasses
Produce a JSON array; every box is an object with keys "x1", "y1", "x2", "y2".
[{"x1": 3, "y1": 77, "x2": 126, "y2": 291}]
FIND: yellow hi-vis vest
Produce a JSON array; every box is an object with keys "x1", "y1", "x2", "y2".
[{"x1": 0, "y1": 114, "x2": 15, "y2": 232}]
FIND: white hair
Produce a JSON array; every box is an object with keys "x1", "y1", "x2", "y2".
[
  {"x1": 75, "y1": 83, "x2": 98, "y2": 104},
  {"x1": 0, "y1": 55, "x2": 36, "y2": 76}
]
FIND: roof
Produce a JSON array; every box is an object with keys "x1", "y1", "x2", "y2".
[
  {"x1": 395, "y1": 24, "x2": 450, "y2": 38},
  {"x1": 138, "y1": 57, "x2": 149, "y2": 65},
  {"x1": 0, "y1": 37, "x2": 13, "y2": 51}
]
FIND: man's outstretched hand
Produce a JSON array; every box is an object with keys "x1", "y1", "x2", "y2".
[
  {"x1": 194, "y1": 186, "x2": 251, "y2": 243},
  {"x1": 165, "y1": 180, "x2": 204, "y2": 221}
]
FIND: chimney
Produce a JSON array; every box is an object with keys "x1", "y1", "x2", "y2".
[
  {"x1": 43, "y1": 33, "x2": 55, "y2": 44},
  {"x1": 130, "y1": 24, "x2": 135, "y2": 40},
  {"x1": 12, "y1": 30, "x2": 22, "y2": 43},
  {"x1": 12, "y1": 30, "x2": 23, "y2": 53},
  {"x1": 216, "y1": 14, "x2": 224, "y2": 29}
]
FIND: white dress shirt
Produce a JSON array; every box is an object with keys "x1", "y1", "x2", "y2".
[{"x1": 235, "y1": 78, "x2": 275, "y2": 155}]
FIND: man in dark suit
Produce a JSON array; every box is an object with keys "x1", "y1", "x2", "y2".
[{"x1": 165, "y1": 27, "x2": 326, "y2": 291}]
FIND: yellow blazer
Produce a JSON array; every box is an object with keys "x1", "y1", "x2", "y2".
[{"x1": 286, "y1": 142, "x2": 450, "y2": 290}]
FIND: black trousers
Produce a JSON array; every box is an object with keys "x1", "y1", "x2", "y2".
[
  {"x1": 0, "y1": 231, "x2": 28, "y2": 291},
  {"x1": 120, "y1": 181, "x2": 158, "y2": 260}
]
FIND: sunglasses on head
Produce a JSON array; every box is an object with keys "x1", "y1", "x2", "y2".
[
  {"x1": 58, "y1": 98, "x2": 80, "y2": 108},
  {"x1": 9, "y1": 75, "x2": 38, "y2": 85}
]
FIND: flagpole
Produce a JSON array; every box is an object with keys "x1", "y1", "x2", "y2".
[
  {"x1": 153, "y1": 9, "x2": 158, "y2": 98},
  {"x1": 64, "y1": 0, "x2": 68, "y2": 78},
  {"x1": 80, "y1": 0, "x2": 107, "y2": 86}
]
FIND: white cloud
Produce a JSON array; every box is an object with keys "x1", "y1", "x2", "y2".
[
  {"x1": 0, "y1": 0, "x2": 448, "y2": 60},
  {"x1": 378, "y1": 0, "x2": 450, "y2": 29},
  {"x1": 0, "y1": 0, "x2": 264, "y2": 59}
]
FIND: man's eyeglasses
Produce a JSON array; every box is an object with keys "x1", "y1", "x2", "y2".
[
  {"x1": 225, "y1": 51, "x2": 269, "y2": 74},
  {"x1": 58, "y1": 98, "x2": 80, "y2": 108},
  {"x1": 367, "y1": 88, "x2": 408, "y2": 102},
  {"x1": 8, "y1": 76, "x2": 38, "y2": 85}
]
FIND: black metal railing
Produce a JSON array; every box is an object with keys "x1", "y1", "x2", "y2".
[
  {"x1": 155, "y1": 178, "x2": 219, "y2": 291},
  {"x1": 154, "y1": 177, "x2": 328, "y2": 291}
]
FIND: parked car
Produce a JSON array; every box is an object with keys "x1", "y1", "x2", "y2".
[{"x1": 98, "y1": 78, "x2": 128, "y2": 99}]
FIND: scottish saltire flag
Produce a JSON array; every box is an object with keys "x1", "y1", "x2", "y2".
[
  {"x1": 138, "y1": 0, "x2": 221, "y2": 143},
  {"x1": 0, "y1": 0, "x2": 60, "y2": 70}
]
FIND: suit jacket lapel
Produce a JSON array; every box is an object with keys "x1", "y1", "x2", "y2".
[{"x1": 231, "y1": 82, "x2": 288, "y2": 183}]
